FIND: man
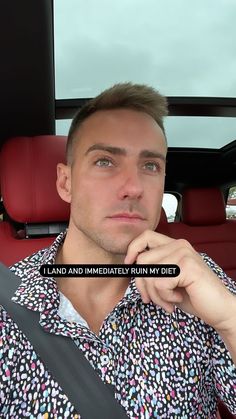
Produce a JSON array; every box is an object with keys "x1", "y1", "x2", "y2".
[{"x1": 1, "y1": 83, "x2": 236, "y2": 417}]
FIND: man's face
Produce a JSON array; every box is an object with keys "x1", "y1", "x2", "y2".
[{"x1": 66, "y1": 108, "x2": 167, "y2": 256}]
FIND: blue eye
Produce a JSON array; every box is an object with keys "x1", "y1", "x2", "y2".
[
  {"x1": 95, "y1": 158, "x2": 113, "y2": 167},
  {"x1": 143, "y1": 162, "x2": 159, "y2": 172}
]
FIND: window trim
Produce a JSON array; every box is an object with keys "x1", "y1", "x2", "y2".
[{"x1": 55, "y1": 97, "x2": 236, "y2": 120}]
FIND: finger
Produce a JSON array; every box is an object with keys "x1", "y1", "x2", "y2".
[
  {"x1": 155, "y1": 287, "x2": 184, "y2": 304},
  {"x1": 135, "y1": 278, "x2": 151, "y2": 303},
  {"x1": 148, "y1": 291, "x2": 175, "y2": 313},
  {"x1": 135, "y1": 239, "x2": 193, "y2": 266},
  {"x1": 135, "y1": 277, "x2": 177, "y2": 312},
  {"x1": 124, "y1": 230, "x2": 174, "y2": 264},
  {"x1": 141, "y1": 278, "x2": 178, "y2": 313},
  {"x1": 143, "y1": 276, "x2": 183, "y2": 302}
]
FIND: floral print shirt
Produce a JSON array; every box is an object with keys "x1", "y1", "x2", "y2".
[{"x1": 0, "y1": 231, "x2": 236, "y2": 418}]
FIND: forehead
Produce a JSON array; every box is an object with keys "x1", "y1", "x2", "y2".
[{"x1": 73, "y1": 108, "x2": 167, "y2": 157}]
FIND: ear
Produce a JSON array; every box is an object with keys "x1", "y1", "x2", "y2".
[{"x1": 56, "y1": 163, "x2": 72, "y2": 203}]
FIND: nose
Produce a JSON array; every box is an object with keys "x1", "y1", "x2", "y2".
[{"x1": 117, "y1": 167, "x2": 144, "y2": 200}]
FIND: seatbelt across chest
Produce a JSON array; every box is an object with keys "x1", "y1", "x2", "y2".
[{"x1": 0, "y1": 263, "x2": 128, "y2": 419}]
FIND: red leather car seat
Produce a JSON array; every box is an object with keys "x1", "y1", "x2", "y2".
[
  {"x1": 0, "y1": 135, "x2": 69, "y2": 266},
  {"x1": 168, "y1": 187, "x2": 236, "y2": 280}
]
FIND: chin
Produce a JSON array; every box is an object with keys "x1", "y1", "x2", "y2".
[
  {"x1": 102, "y1": 240, "x2": 130, "y2": 255},
  {"x1": 102, "y1": 233, "x2": 141, "y2": 255}
]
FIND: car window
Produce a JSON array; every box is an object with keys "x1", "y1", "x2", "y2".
[
  {"x1": 226, "y1": 186, "x2": 236, "y2": 219},
  {"x1": 162, "y1": 193, "x2": 178, "y2": 222},
  {"x1": 56, "y1": 117, "x2": 236, "y2": 149},
  {"x1": 54, "y1": 0, "x2": 236, "y2": 99}
]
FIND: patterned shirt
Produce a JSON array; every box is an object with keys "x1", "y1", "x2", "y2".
[{"x1": 0, "y1": 231, "x2": 236, "y2": 418}]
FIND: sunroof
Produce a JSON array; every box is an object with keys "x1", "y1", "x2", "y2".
[
  {"x1": 56, "y1": 116, "x2": 236, "y2": 149},
  {"x1": 165, "y1": 116, "x2": 236, "y2": 148},
  {"x1": 54, "y1": 0, "x2": 236, "y2": 99}
]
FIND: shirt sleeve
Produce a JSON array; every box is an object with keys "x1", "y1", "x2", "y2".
[
  {"x1": 201, "y1": 254, "x2": 236, "y2": 414},
  {"x1": 0, "y1": 306, "x2": 16, "y2": 414},
  {"x1": 211, "y1": 328, "x2": 236, "y2": 414},
  {"x1": 201, "y1": 253, "x2": 236, "y2": 296}
]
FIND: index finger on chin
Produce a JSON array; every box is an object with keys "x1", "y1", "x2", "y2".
[{"x1": 124, "y1": 230, "x2": 174, "y2": 264}]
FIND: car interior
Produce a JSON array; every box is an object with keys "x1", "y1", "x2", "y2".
[{"x1": 0, "y1": 1, "x2": 236, "y2": 418}]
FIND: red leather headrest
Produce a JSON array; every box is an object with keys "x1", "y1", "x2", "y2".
[
  {"x1": 155, "y1": 207, "x2": 170, "y2": 235},
  {"x1": 159, "y1": 207, "x2": 168, "y2": 224},
  {"x1": 182, "y1": 188, "x2": 226, "y2": 226},
  {"x1": 0, "y1": 136, "x2": 70, "y2": 223}
]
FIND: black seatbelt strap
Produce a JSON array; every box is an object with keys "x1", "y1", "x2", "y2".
[{"x1": 0, "y1": 263, "x2": 128, "y2": 419}]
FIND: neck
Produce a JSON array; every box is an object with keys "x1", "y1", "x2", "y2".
[
  {"x1": 55, "y1": 224, "x2": 129, "y2": 298},
  {"x1": 59, "y1": 222, "x2": 125, "y2": 265}
]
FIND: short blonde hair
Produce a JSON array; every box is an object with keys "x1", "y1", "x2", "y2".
[{"x1": 67, "y1": 82, "x2": 168, "y2": 163}]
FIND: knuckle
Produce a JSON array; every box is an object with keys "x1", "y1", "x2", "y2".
[
  {"x1": 142, "y1": 229, "x2": 154, "y2": 242},
  {"x1": 177, "y1": 238, "x2": 192, "y2": 249},
  {"x1": 126, "y1": 240, "x2": 135, "y2": 253},
  {"x1": 179, "y1": 254, "x2": 193, "y2": 270}
]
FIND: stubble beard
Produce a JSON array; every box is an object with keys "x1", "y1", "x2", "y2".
[{"x1": 74, "y1": 219, "x2": 138, "y2": 257}]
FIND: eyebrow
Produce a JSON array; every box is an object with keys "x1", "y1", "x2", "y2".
[{"x1": 85, "y1": 143, "x2": 166, "y2": 162}]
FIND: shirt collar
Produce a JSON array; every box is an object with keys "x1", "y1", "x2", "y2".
[
  {"x1": 11, "y1": 230, "x2": 141, "y2": 314},
  {"x1": 11, "y1": 231, "x2": 66, "y2": 312}
]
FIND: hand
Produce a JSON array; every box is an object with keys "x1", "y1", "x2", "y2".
[{"x1": 124, "y1": 230, "x2": 236, "y2": 333}]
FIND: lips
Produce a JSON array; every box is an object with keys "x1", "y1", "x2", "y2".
[{"x1": 108, "y1": 212, "x2": 145, "y2": 221}]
